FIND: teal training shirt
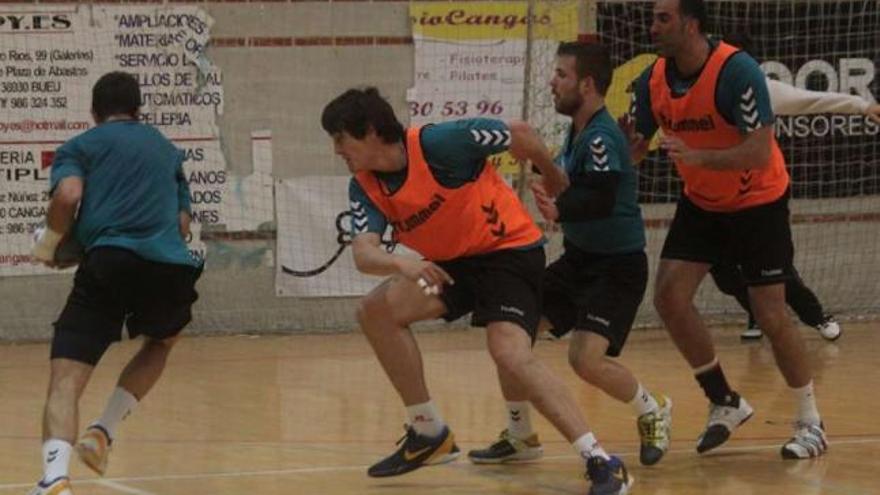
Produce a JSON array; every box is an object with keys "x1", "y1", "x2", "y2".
[
  {"x1": 50, "y1": 120, "x2": 200, "y2": 267},
  {"x1": 556, "y1": 108, "x2": 646, "y2": 254}
]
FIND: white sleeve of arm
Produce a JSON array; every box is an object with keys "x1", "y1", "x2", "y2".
[{"x1": 768, "y1": 78, "x2": 871, "y2": 116}]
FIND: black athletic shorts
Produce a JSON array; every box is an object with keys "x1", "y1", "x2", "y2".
[
  {"x1": 437, "y1": 246, "x2": 545, "y2": 339},
  {"x1": 52, "y1": 247, "x2": 203, "y2": 365},
  {"x1": 661, "y1": 190, "x2": 794, "y2": 286},
  {"x1": 543, "y1": 240, "x2": 648, "y2": 357}
]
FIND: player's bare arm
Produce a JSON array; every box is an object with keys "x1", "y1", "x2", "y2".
[
  {"x1": 33, "y1": 177, "x2": 83, "y2": 267},
  {"x1": 866, "y1": 104, "x2": 880, "y2": 124},
  {"x1": 530, "y1": 181, "x2": 560, "y2": 222},
  {"x1": 618, "y1": 114, "x2": 649, "y2": 164},
  {"x1": 507, "y1": 119, "x2": 570, "y2": 196},
  {"x1": 660, "y1": 125, "x2": 773, "y2": 171},
  {"x1": 351, "y1": 233, "x2": 454, "y2": 289}
]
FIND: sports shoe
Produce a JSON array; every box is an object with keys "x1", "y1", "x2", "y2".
[
  {"x1": 367, "y1": 425, "x2": 460, "y2": 477},
  {"x1": 27, "y1": 477, "x2": 72, "y2": 495},
  {"x1": 781, "y1": 422, "x2": 828, "y2": 459},
  {"x1": 75, "y1": 425, "x2": 112, "y2": 476},
  {"x1": 637, "y1": 394, "x2": 672, "y2": 466},
  {"x1": 467, "y1": 429, "x2": 543, "y2": 464},
  {"x1": 815, "y1": 316, "x2": 841, "y2": 341},
  {"x1": 740, "y1": 322, "x2": 763, "y2": 340},
  {"x1": 586, "y1": 455, "x2": 633, "y2": 495},
  {"x1": 696, "y1": 395, "x2": 754, "y2": 453}
]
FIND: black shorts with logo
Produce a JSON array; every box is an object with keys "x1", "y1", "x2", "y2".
[
  {"x1": 52, "y1": 247, "x2": 203, "y2": 365},
  {"x1": 543, "y1": 240, "x2": 648, "y2": 357},
  {"x1": 437, "y1": 246, "x2": 545, "y2": 339},
  {"x1": 661, "y1": 190, "x2": 794, "y2": 286}
]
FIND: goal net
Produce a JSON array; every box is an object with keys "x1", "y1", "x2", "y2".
[{"x1": 586, "y1": 0, "x2": 880, "y2": 323}]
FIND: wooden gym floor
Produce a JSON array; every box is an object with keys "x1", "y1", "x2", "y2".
[{"x1": 0, "y1": 322, "x2": 878, "y2": 494}]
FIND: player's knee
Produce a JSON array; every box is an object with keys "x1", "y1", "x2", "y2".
[
  {"x1": 567, "y1": 351, "x2": 598, "y2": 384},
  {"x1": 752, "y1": 306, "x2": 789, "y2": 336},
  {"x1": 653, "y1": 288, "x2": 676, "y2": 317},
  {"x1": 567, "y1": 345, "x2": 606, "y2": 385},
  {"x1": 143, "y1": 335, "x2": 178, "y2": 354},
  {"x1": 47, "y1": 371, "x2": 84, "y2": 401},
  {"x1": 487, "y1": 339, "x2": 530, "y2": 376},
  {"x1": 357, "y1": 290, "x2": 383, "y2": 317}
]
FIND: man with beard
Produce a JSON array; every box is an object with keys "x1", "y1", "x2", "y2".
[
  {"x1": 469, "y1": 42, "x2": 672, "y2": 471},
  {"x1": 624, "y1": 0, "x2": 827, "y2": 459}
]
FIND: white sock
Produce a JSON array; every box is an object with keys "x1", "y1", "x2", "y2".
[
  {"x1": 95, "y1": 386, "x2": 139, "y2": 440},
  {"x1": 792, "y1": 381, "x2": 821, "y2": 425},
  {"x1": 572, "y1": 432, "x2": 609, "y2": 461},
  {"x1": 505, "y1": 401, "x2": 534, "y2": 440},
  {"x1": 406, "y1": 400, "x2": 445, "y2": 438},
  {"x1": 628, "y1": 383, "x2": 659, "y2": 417},
  {"x1": 41, "y1": 439, "x2": 72, "y2": 483}
]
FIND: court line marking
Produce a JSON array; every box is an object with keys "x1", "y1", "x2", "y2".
[
  {"x1": 1, "y1": 436, "x2": 877, "y2": 491},
  {"x1": 96, "y1": 480, "x2": 160, "y2": 495}
]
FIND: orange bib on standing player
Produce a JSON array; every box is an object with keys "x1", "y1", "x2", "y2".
[
  {"x1": 649, "y1": 41, "x2": 789, "y2": 212},
  {"x1": 355, "y1": 127, "x2": 543, "y2": 261}
]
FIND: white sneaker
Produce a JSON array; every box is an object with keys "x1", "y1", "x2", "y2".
[
  {"x1": 815, "y1": 317, "x2": 841, "y2": 341},
  {"x1": 27, "y1": 477, "x2": 72, "y2": 495},
  {"x1": 696, "y1": 396, "x2": 754, "y2": 453},
  {"x1": 781, "y1": 422, "x2": 828, "y2": 459}
]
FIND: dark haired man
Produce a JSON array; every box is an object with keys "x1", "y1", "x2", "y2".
[
  {"x1": 470, "y1": 42, "x2": 672, "y2": 471},
  {"x1": 30, "y1": 71, "x2": 202, "y2": 495},
  {"x1": 322, "y1": 87, "x2": 633, "y2": 494},
  {"x1": 625, "y1": 0, "x2": 827, "y2": 459}
]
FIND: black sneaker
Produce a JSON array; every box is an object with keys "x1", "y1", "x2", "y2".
[
  {"x1": 740, "y1": 323, "x2": 763, "y2": 340},
  {"x1": 367, "y1": 425, "x2": 460, "y2": 477},
  {"x1": 467, "y1": 429, "x2": 543, "y2": 464},
  {"x1": 586, "y1": 455, "x2": 633, "y2": 495}
]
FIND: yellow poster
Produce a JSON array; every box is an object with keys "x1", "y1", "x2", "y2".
[
  {"x1": 408, "y1": 1, "x2": 579, "y2": 175},
  {"x1": 410, "y1": 2, "x2": 578, "y2": 41}
]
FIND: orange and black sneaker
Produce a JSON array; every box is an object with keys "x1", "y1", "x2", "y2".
[
  {"x1": 367, "y1": 426, "x2": 460, "y2": 477},
  {"x1": 75, "y1": 425, "x2": 112, "y2": 476}
]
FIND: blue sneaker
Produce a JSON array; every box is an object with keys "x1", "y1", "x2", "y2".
[{"x1": 586, "y1": 455, "x2": 633, "y2": 495}]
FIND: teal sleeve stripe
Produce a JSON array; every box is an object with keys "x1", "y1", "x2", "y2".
[
  {"x1": 421, "y1": 119, "x2": 510, "y2": 182},
  {"x1": 717, "y1": 52, "x2": 775, "y2": 132},
  {"x1": 348, "y1": 178, "x2": 388, "y2": 236}
]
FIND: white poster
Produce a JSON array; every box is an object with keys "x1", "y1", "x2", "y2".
[
  {"x1": 407, "y1": 2, "x2": 579, "y2": 175},
  {"x1": 0, "y1": 4, "x2": 268, "y2": 275},
  {"x1": 275, "y1": 176, "x2": 411, "y2": 298}
]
